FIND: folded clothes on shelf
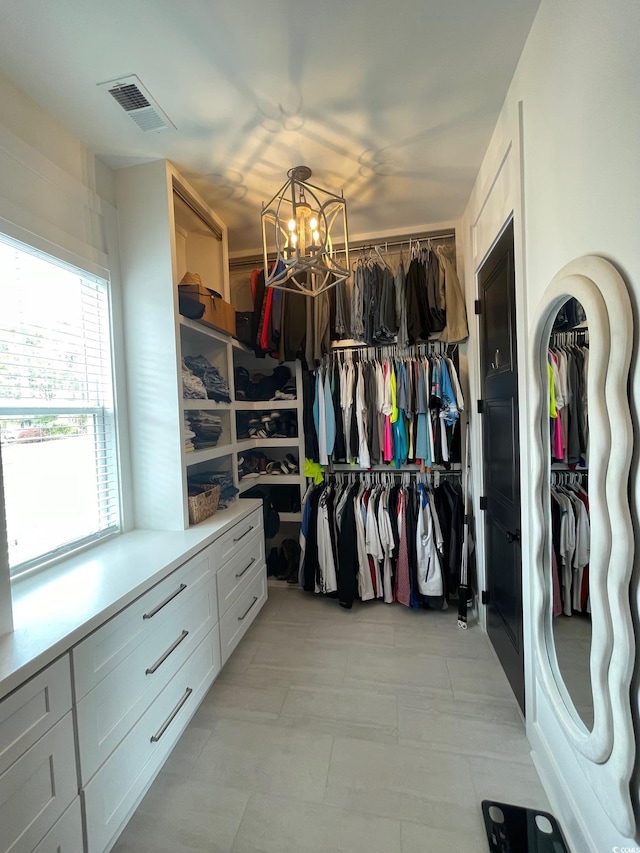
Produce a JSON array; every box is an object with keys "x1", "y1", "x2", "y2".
[
  {"x1": 188, "y1": 470, "x2": 238, "y2": 509},
  {"x1": 183, "y1": 354, "x2": 231, "y2": 403},
  {"x1": 183, "y1": 413, "x2": 196, "y2": 453},
  {"x1": 186, "y1": 410, "x2": 223, "y2": 449},
  {"x1": 182, "y1": 360, "x2": 208, "y2": 399}
]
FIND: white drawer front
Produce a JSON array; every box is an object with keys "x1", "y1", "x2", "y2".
[
  {"x1": 0, "y1": 656, "x2": 71, "y2": 778},
  {"x1": 212, "y1": 507, "x2": 263, "y2": 569},
  {"x1": 76, "y1": 571, "x2": 218, "y2": 784},
  {"x1": 83, "y1": 629, "x2": 221, "y2": 853},
  {"x1": 32, "y1": 798, "x2": 83, "y2": 853},
  {"x1": 73, "y1": 545, "x2": 214, "y2": 700},
  {"x1": 0, "y1": 713, "x2": 77, "y2": 853},
  {"x1": 220, "y1": 562, "x2": 267, "y2": 665},
  {"x1": 216, "y1": 528, "x2": 264, "y2": 618}
]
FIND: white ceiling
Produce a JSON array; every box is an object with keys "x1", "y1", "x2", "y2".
[{"x1": 0, "y1": 0, "x2": 540, "y2": 253}]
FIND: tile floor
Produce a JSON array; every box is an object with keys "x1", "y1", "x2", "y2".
[{"x1": 112, "y1": 581, "x2": 550, "y2": 853}]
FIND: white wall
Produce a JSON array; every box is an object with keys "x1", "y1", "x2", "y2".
[
  {"x1": 462, "y1": 1, "x2": 640, "y2": 850},
  {"x1": 0, "y1": 76, "x2": 132, "y2": 635}
]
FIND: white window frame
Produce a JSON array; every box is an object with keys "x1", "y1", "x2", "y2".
[{"x1": 0, "y1": 228, "x2": 125, "y2": 580}]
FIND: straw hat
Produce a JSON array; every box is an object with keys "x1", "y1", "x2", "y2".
[
  {"x1": 179, "y1": 271, "x2": 203, "y2": 286},
  {"x1": 179, "y1": 271, "x2": 223, "y2": 299}
]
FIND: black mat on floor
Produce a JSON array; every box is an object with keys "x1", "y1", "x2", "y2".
[{"x1": 482, "y1": 800, "x2": 568, "y2": 852}]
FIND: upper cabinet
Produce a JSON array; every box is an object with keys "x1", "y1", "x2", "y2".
[{"x1": 172, "y1": 179, "x2": 229, "y2": 302}]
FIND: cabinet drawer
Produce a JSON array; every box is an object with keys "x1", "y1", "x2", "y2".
[
  {"x1": 0, "y1": 713, "x2": 77, "y2": 853},
  {"x1": 73, "y1": 545, "x2": 214, "y2": 701},
  {"x1": 76, "y1": 572, "x2": 218, "y2": 783},
  {"x1": 32, "y1": 798, "x2": 83, "y2": 853},
  {"x1": 212, "y1": 507, "x2": 263, "y2": 569},
  {"x1": 220, "y1": 562, "x2": 267, "y2": 665},
  {"x1": 216, "y1": 528, "x2": 264, "y2": 618},
  {"x1": 0, "y1": 656, "x2": 71, "y2": 777},
  {"x1": 83, "y1": 629, "x2": 221, "y2": 853}
]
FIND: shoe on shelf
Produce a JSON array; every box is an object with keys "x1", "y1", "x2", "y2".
[{"x1": 284, "y1": 453, "x2": 299, "y2": 473}]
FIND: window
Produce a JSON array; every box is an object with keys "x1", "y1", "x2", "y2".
[{"x1": 0, "y1": 235, "x2": 120, "y2": 577}]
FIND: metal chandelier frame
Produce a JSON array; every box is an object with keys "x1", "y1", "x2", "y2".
[{"x1": 261, "y1": 166, "x2": 350, "y2": 298}]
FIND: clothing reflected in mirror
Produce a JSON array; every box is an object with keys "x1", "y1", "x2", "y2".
[{"x1": 547, "y1": 297, "x2": 593, "y2": 729}]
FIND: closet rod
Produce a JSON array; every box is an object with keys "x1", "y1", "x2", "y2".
[
  {"x1": 228, "y1": 229, "x2": 456, "y2": 271},
  {"x1": 333, "y1": 230, "x2": 456, "y2": 256},
  {"x1": 327, "y1": 340, "x2": 457, "y2": 354},
  {"x1": 172, "y1": 179, "x2": 223, "y2": 241},
  {"x1": 329, "y1": 464, "x2": 462, "y2": 474}
]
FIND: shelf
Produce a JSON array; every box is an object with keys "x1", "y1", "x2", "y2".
[
  {"x1": 235, "y1": 400, "x2": 298, "y2": 410},
  {"x1": 182, "y1": 400, "x2": 232, "y2": 411},
  {"x1": 185, "y1": 444, "x2": 234, "y2": 466},
  {"x1": 238, "y1": 474, "x2": 302, "y2": 494},
  {"x1": 179, "y1": 316, "x2": 232, "y2": 346},
  {"x1": 231, "y1": 338, "x2": 253, "y2": 353},
  {"x1": 236, "y1": 437, "x2": 299, "y2": 448},
  {"x1": 280, "y1": 512, "x2": 302, "y2": 523}
]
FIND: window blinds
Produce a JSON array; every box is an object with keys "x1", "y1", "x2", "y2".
[{"x1": 0, "y1": 236, "x2": 120, "y2": 576}]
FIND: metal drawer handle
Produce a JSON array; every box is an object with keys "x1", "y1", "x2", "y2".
[
  {"x1": 235, "y1": 557, "x2": 256, "y2": 579},
  {"x1": 238, "y1": 596, "x2": 258, "y2": 621},
  {"x1": 233, "y1": 525, "x2": 254, "y2": 543},
  {"x1": 143, "y1": 583, "x2": 187, "y2": 620},
  {"x1": 145, "y1": 630, "x2": 189, "y2": 675},
  {"x1": 150, "y1": 687, "x2": 193, "y2": 743}
]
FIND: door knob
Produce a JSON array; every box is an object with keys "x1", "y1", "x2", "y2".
[{"x1": 506, "y1": 530, "x2": 520, "y2": 544}]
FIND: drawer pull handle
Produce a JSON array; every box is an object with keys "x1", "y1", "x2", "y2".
[
  {"x1": 143, "y1": 583, "x2": 187, "y2": 620},
  {"x1": 150, "y1": 687, "x2": 193, "y2": 743},
  {"x1": 145, "y1": 630, "x2": 189, "y2": 675},
  {"x1": 238, "y1": 596, "x2": 259, "y2": 621},
  {"x1": 233, "y1": 525, "x2": 254, "y2": 543},
  {"x1": 236, "y1": 557, "x2": 256, "y2": 579}
]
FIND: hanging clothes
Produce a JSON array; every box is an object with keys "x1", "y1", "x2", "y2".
[
  {"x1": 307, "y1": 346, "x2": 463, "y2": 471},
  {"x1": 548, "y1": 335, "x2": 589, "y2": 468},
  {"x1": 550, "y1": 476, "x2": 590, "y2": 616},
  {"x1": 299, "y1": 476, "x2": 464, "y2": 611}
]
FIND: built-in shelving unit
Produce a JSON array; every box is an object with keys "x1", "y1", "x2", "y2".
[{"x1": 116, "y1": 160, "x2": 306, "y2": 533}]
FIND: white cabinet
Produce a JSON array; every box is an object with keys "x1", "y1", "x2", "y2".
[
  {"x1": 82, "y1": 629, "x2": 220, "y2": 853},
  {"x1": 219, "y1": 562, "x2": 267, "y2": 665},
  {"x1": 0, "y1": 655, "x2": 71, "y2": 777},
  {"x1": 216, "y1": 525, "x2": 264, "y2": 616},
  {"x1": 75, "y1": 501, "x2": 266, "y2": 853},
  {"x1": 74, "y1": 545, "x2": 218, "y2": 783},
  {"x1": 32, "y1": 800, "x2": 83, "y2": 853},
  {"x1": 0, "y1": 656, "x2": 81, "y2": 853}
]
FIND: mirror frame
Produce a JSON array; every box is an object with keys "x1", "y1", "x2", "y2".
[{"x1": 529, "y1": 256, "x2": 635, "y2": 832}]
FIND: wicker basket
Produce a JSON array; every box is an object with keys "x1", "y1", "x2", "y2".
[{"x1": 187, "y1": 484, "x2": 220, "y2": 525}]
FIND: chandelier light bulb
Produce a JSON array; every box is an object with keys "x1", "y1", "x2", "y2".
[{"x1": 261, "y1": 165, "x2": 350, "y2": 297}]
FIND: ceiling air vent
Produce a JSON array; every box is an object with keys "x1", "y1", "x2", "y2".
[{"x1": 97, "y1": 74, "x2": 175, "y2": 133}]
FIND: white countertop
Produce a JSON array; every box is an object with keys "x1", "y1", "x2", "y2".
[{"x1": 0, "y1": 499, "x2": 262, "y2": 702}]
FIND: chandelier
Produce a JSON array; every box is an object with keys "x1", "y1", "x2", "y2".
[{"x1": 261, "y1": 166, "x2": 349, "y2": 298}]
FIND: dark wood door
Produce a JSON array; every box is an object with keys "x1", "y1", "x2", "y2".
[{"x1": 479, "y1": 220, "x2": 524, "y2": 712}]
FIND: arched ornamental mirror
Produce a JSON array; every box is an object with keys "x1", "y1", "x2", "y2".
[{"x1": 529, "y1": 256, "x2": 635, "y2": 836}]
